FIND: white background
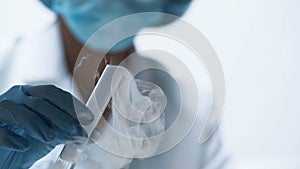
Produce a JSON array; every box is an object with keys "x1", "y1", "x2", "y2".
[{"x1": 1, "y1": 0, "x2": 299, "y2": 168}]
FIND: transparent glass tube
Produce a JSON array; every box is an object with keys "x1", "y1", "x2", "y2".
[
  {"x1": 52, "y1": 144, "x2": 84, "y2": 169},
  {"x1": 52, "y1": 65, "x2": 116, "y2": 169}
]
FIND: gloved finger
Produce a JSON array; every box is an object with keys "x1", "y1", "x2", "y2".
[
  {"x1": 15, "y1": 97, "x2": 88, "y2": 144},
  {"x1": 0, "y1": 85, "x2": 27, "y2": 100},
  {"x1": 0, "y1": 126, "x2": 29, "y2": 152},
  {"x1": 0, "y1": 100, "x2": 56, "y2": 143},
  {"x1": 22, "y1": 85, "x2": 94, "y2": 126}
]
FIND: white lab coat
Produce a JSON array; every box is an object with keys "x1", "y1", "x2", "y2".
[{"x1": 0, "y1": 19, "x2": 232, "y2": 169}]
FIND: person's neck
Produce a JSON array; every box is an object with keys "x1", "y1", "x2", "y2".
[{"x1": 58, "y1": 17, "x2": 134, "y2": 101}]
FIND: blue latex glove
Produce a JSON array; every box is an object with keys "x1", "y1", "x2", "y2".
[{"x1": 0, "y1": 85, "x2": 94, "y2": 169}]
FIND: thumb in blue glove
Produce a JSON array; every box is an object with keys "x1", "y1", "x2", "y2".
[{"x1": 0, "y1": 85, "x2": 94, "y2": 169}]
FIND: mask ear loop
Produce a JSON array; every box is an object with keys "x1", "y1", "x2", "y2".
[
  {"x1": 94, "y1": 45, "x2": 135, "y2": 87},
  {"x1": 94, "y1": 55, "x2": 111, "y2": 85},
  {"x1": 104, "y1": 54, "x2": 111, "y2": 65}
]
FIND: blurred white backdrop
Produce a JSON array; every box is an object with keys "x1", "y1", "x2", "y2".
[
  {"x1": 185, "y1": 0, "x2": 300, "y2": 168},
  {"x1": 1, "y1": 0, "x2": 300, "y2": 168}
]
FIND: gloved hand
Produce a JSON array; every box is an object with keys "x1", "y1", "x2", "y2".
[{"x1": 0, "y1": 85, "x2": 94, "y2": 169}]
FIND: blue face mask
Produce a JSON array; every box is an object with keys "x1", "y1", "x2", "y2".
[{"x1": 40, "y1": 0, "x2": 191, "y2": 52}]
